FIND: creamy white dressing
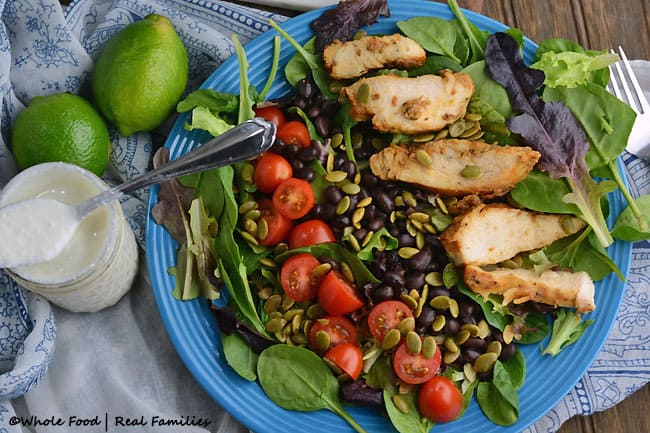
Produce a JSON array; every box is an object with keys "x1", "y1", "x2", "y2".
[{"x1": 0, "y1": 198, "x2": 80, "y2": 268}]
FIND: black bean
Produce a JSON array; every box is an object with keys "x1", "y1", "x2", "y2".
[
  {"x1": 321, "y1": 100, "x2": 339, "y2": 116},
  {"x1": 325, "y1": 185, "x2": 344, "y2": 204},
  {"x1": 330, "y1": 215, "x2": 351, "y2": 229},
  {"x1": 309, "y1": 204, "x2": 324, "y2": 219},
  {"x1": 297, "y1": 79, "x2": 314, "y2": 99},
  {"x1": 320, "y1": 203, "x2": 336, "y2": 220},
  {"x1": 318, "y1": 256, "x2": 339, "y2": 271},
  {"x1": 463, "y1": 349, "x2": 481, "y2": 364},
  {"x1": 405, "y1": 271, "x2": 425, "y2": 290},
  {"x1": 283, "y1": 143, "x2": 300, "y2": 158},
  {"x1": 372, "y1": 285, "x2": 395, "y2": 303},
  {"x1": 499, "y1": 342, "x2": 517, "y2": 361},
  {"x1": 296, "y1": 167, "x2": 315, "y2": 182},
  {"x1": 360, "y1": 171, "x2": 378, "y2": 188},
  {"x1": 458, "y1": 301, "x2": 477, "y2": 319},
  {"x1": 312, "y1": 93, "x2": 326, "y2": 108},
  {"x1": 383, "y1": 270, "x2": 405, "y2": 288},
  {"x1": 341, "y1": 160, "x2": 357, "y2": 178},
  {"x1": 334, "y1": 154, "x2": 347, "y2": 169},
  {"x1": 314, "y1": 116, "x2": 330, "y2": 137},
  {"x1": 298, "y1": 147, "x2": 318, "y2": 162},
  {"x1": 295, "y1": 98, "x2": 309, "y2": 111},
  {"x1": 444, "y1": 317, "x2": 461, "y2": 336},
  {"x1": 464, "y1": 337, "x2": 487, "y2": 351},
  {"x1": 430, "y1": 287, "x2": 451, "y2": 298},
  {"x1": 291, "y1": 159, "x2": 304, "y2": 170},
  {"x1": 367, "y1": 216, "x2": 384, "y2": 232},
  {"x1": 307, "y1": 105, "x2": 321, "y2": 119},
  {"x1": 459, "y1": 314, "x2": 477, "y2": 326},
  {"x1": 375, "y1": 191, "x2": 394, "y2": 213},
  {"x1": 415, "y1": 307, "x2": 435, "y2": 333},
  {"x1": 353, "y1": 227, "x2": 368, "y2": 241},
  {"x1": 409, "y1": 247, "x2": 432, "y2": 271},
  {"x1": 363, "y1": 204, "x2": 377, "y2": 220},
  {"x1": 397, "y1": 233, "x2": 416, "y2": 247}
]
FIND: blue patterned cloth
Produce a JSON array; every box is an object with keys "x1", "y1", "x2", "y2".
[{"x1": 0, "y1": 0, "x2": 648, "y2": 431}]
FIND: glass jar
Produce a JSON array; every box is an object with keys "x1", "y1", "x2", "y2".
[{"x1": 0, "y1": 162, "x2": 138, "y2": 312}]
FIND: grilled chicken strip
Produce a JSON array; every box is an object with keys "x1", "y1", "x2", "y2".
[
  {"x1": 323, "y1": 34, "x2": 426, "y2": 80},
  {"x1": 341, "y1": 70, "x2": 474, "y2": 134},
  {"x1": 464, "y1": 265, "x2": 595, "y2": 313},
  {"x1": 369, "y1": 139, "x2": 540, "y2": 198},
  {"x1": 440, "y1": 203, "x2": 586, "y2": 266}
]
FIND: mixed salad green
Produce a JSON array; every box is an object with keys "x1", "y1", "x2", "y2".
[{"x1": 152, "y1": 1, "x2": 650, "y2": 432}]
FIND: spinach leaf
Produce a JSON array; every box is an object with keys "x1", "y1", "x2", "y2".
[
  {"x1": 270, "y1": 20, "x2": 335, "y2": 99},
  {"x1": 284, "y1": 37, "x2": 316, "y2": 88},
  {"x1": 407, "y1": 55, "x2": 462, "y2": 77},
  {"x1": 355, "y1": 227, "x2": 398, "y2": 261},
  {"x1": 462, "y1": 61, "x2": 512, "y2": 118},
  {"x1": 509, "y1": 170, "x2": 578, "y2": 215},
  {"x1": 612, "y1": 195, "x2": 650, "y2": 241},
  {"x1": 365, "y1": 352, "x2": 393, "y2": 389},
  {"x1": 334, "y1": 101, "x2": 359, "y2": 163},
  {"x1": 232, "y1": 34, "x2": 256, "y2": 124},
  {"x1": 257, "y1": 345, "x2": 368, "y2": 433},
  {"x1": 396, "y1": 17, "x2": 462, "y2": 63},
  {"x1": 221, "y1": 332, "x2": 258, "y2": 381},
  {"x1": 515, "y1": 312, "x2": 550, "y2": 344},
  {"x1": 177, "y1": 89, "x2": 239, "y2": 113},
  {"x1": 288, "y1": 106, "x2": 323, "y2": 142},
  {"x1": 476, "y1": 361, "x2": 519, "y2": 425},
  {"x1": 458, "y1": 283, "x2": 508, "y2": 331},
  {"x1": 258, "y1": 35, "x2": 281, "y2": 101},
  {"x1": 500, "y1": 349, "x2": 526, "y2": 389},
  {"x1": 383, "y1": 388, "x2": 434, "y2": 433},
  {"x1": 448, "y1": 0, "x2": 488, "y2": 63}
]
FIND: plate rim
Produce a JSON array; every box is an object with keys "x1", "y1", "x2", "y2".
[{"x1": 146, "y1": 1, "x2": 634, "y2": 432}]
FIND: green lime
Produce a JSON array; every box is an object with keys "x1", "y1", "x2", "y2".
[
  {"x1": 11, "y1": 93, "x2": 110, "y2": 176},
  {"x1": 92, "y1": 14, "x2": 188, "y2": 137}
]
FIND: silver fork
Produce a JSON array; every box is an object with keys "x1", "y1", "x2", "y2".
[{"x1": 608, "y1": 46, "x2": 650, "y2": 161}]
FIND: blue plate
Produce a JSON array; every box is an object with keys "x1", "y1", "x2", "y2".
[{"x1": 146, "y1": 1, "x2": 633, "y2": 432}]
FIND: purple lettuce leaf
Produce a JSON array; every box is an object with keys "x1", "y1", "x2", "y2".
[
  {"x1": 484, "y1": 32, "x2": 615, "y2": 247},
  {"x1": 310, "y1": 0, "x2": 390, "y2": 52}
]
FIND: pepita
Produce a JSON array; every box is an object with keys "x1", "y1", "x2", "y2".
[
  {"x1": 443, "y1": 337, "x2": 458, "y2": 353},
  {"x1": 340, "y1": 261, "x2": 355, "y2": 283},
  {"x1": 406, "y1": 331, "x2": 422, "y2": 355},
  {"x1": 477, "y1": 320, "x2": 490, "y2": 339},
  {"x1": 503, "y1": 324, "x2": 515, "y2": 344},
  {"x1": 464, "y1": 112, "x2": 482, "y2": 122},
  {"x1": 241, "y1": 162, "x2": 255, "y2": 183},
  {"x1": 425, "y1": 271, "x2": 444, "y2": 286},
  {"x1": 434, "y1": 129, "x2": 449, "y2": 140},
  {"x1": 361, "y1": 230, "x2": 374, "y2": 248},
  {"x1": 257, "y1": 218, "x2": 269, "y2": 242},
  {"x1": 474, "y1": 352, "x2": 498, "y2": 373},
  {"x1": 326, "y1": 152, "x2": 335, "y2": 171},
  {"x1": 409, "y1": 212, "x2": 430, "y2": 223},
  {"x1": 413, "y1": 133, "x2": 436, "y2": 143},
  {"x1": 448, "y1": 298, "x2": 459, "y2": 318},
  {"x1": 283, "y1": 308, "x2": 304, "y2": 321},
  {"x1": 461, "y1": 323, "x2": 481, "y2": 337},
  {"x1": 487, "y1": 341, "x2": 502, "y2": 357},
  {"x1": 399, "y1": 293, "x2": 418, "y2": 310},
  {"x1": 391, "y1": 395, "x2": 411, "y2": 414},
  {"x1": 422, "y1": 336, "x2": 437, "y2": 359},
  {"x1": 312, "y1": 263, "x2": 332, "y2": 279},
  {"x1": 460, "y1": 165, "x2": 482, "y2": 178},
  {"x1": 238, "y1": 200, "x2": 258, "y2": 215},
  {"x1": 357, "y1": 83, "x2": 371, "y2": 104},
  {"x1": 382, "y1": 328, "x2": 402, "y2": 350},
  {"x1": 291, "y1": 334, "x2": 308, "y2": 346},
  {"x1": 281, "y1": 295, "x2": 295, "y2": 311},
  {"x1": 352, "y1": 207, "x2": 365, "y2": 225},
  {"x1": 264, "y1": 294, "x2": 282, "y2": 314},
  {"x1": 416, "y1": 231, "x2": 426, "y2": 250},
  {"x1": 259, "y1": 257, "x2": 276, "y2": 268},
  {"x1": 342, "y1": 182, "x2": 361, "y2": 195},
  {"x1": 398, "y1": 247, "x2": 420, "y2": 259},
  {"x1": 398, "y1": 317, "x2": 416, "y2": 335},
  {"x1": 429, "y1": 295, "x2": 451, "y2": 310},
  {"x1": 315, "y1": 330, "x2": 331, "y2": 352},
  {"x1": 463, "y1": 362, "x2": 477, "y2": 382},
  {"x1": 325, "y1": 170, "x2": 349, "y2": 183},
  {"x1": 257, "y1": 286, "x2": 273, "y2": 300},
  {"x1": 352, "y1": 132, "x2": 364, "y2": 149},
  {"x1": 403, "y1": 191, "x2": 417, "y2": 208},
  {"x1": 459, "y1": 121, "x2": 481, "y2": 138},
  {"x1": 449, "y1": 120, "x2": 466, "y2": 137},
  {"x1": 454, "y1": 329, "x2": 471, "y2": 346},
  {"x1": 357, "y1": 196, "x2": 373, "y2": 208},
  {"x1": 291, "y1": 312, "x2": 304, "y2": 333},
  {"x1": 443, "y1": 349, "x2": 460, "y2": 365},
  {"x1": 394, "y1": 195, "x2": 405, "y2": 207},
  {"x1": 336, "y1": 195, "x2": 351, "y2": 215},
  {"x1": 273, "y1": 243, "x2": 288, "y2": 255},
  {"x1": 306, "y1": 303, "x2": 326, "y2": 319},
  {"x1": 244, "y1": 209, "x2": 261, "y2": 221},
  {"x1": 265, "y1": 317, "x2": 287, "y2": 334},
  {"x1": 432, "y1": 315, "x2": 446, "y2": 332},
  {"x1": 240, "y1": 230, "x2": 259, "y2": 246},
  {"x1": 434, "y1": 196, "x2": 449, "y2": 214},
  {"x1": 347, "y1": 234, "x2": 361, "y2": 252},
  {"x1": 414, "y1": 149, "x2": 433, "y2": 168},
  {"x1": 415, "y1": 284, "x2": 429, "y2": 318},
  {"x1": 466, "y1": 130, "x2": 485, "y2": 141}
]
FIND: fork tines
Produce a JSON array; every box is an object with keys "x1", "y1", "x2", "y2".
[{"x1": 609, "y1": 46, "x2": 650, "y2": 115}]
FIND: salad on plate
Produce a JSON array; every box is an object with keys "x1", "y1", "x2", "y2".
[{"x1": 150, "y1": 1, "x2": 649, "y2": 432}]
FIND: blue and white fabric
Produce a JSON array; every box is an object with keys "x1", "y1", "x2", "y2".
[{"x1": 0, "y1": 0, "x2": 648, "y2": 431}]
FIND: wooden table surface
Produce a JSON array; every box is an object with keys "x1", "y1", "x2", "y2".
[{"x1": 230, "y1": 1, "x2": 649, "y2": 432}]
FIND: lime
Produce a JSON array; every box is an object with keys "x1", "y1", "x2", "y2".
[
  {"x1": 11, "y1": 93, "x2": 110, "y2": 176},
  {"x1": 92, "y1": 14, "x2": 188, "y2": 137}
]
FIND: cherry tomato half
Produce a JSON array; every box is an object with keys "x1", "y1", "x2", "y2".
[
  {"x1": 367, "y1": 301, "x2": 414, "y2": 342},
  {"x1": 279, "y1": 253, "x2": 321, "y2": 302},
  {"x1": 254, "y1": 105, "x2": 286, "y2": 128},
  {"x1": 318, "y1": 270, "x2": 364, "y2": 316},
  {"x1": 277, "y1": 120, "x2": 311, "y2": 147},
  {"x1": 254, "y1": 152, "x2": 293, "y2": 194},
  {"x1": 325, "y1": 342, "x2": 363, "y2": 380},
  {"x1": 309, "y1": 315, "x2": 358, "y2": 352},
  {"x1": 272, "y1": 177, "x2": 315, "y2": 220},
  {"x1": 393, "y1": 341, "x2": 441, "y2": 385},
  {"x1": 289, "y1": 219, "x2": 336, "y2": 249},
  {"x1": 418, "y1": 376, "x2": 463, "y2": 423},
  {"x1": 257, "y1": 199, "x2": 293, "y2": 246}
]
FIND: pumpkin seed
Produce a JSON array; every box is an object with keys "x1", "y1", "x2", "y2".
[
  {"x1": 425, "y1": 271, "x2": 444, "y2": 286},
  {"x1": 460, "y1": 121, "x2": 481, "y2": 138},
  {"x1": 291, "y1": 334, "x2": 308, "y2": 346},
  {"x1": 302, "y1": 319, "x2": 313, "y2": 335},
  {"x1": 413, "y1": 132, "x2": 436, "y2": 143},
  {"x1": 422, "y1": 336, "x2": 437, "y2": 359},
  {"x1": 244, "y1": 209, "x2": 261, "y2": 221},
  {"x1": 477, "y1": 320, "x2": 490, "y2": 339},
  {"x1": 336, "y1": 196, "x2": 351, "y2": 215},
  {"x1": 474, "y1": 352, "x2": 498, "y2": 373},
  {"x1": 409, "y1": 219, "x2": 423, "y2": 232},
  {"x1": 281, "y1": 296, "x2": 295, "y2": 311},
  {"x1": 328, "y1": 80, "x2": 345, "y2": 94},
  {"x1": 340, "y1": 261, "x2": 355, "y2": 283},
  {"x1": 265, "y1": 317, "x2": 287, "y2": 333},
  {"x1": 258, "y1": 257, "x2": 275, "y2": 269},
  {"x1": 268, "y1": 311, "x2": 283, "y2": 319},
  {"x1": 399, "y1": 293, "x2": 418, "y2": 310},
  {"x1": 464, "y1": 112, "x2": 482, "y2": 122},
  {"x1": 414, "y1": 150, "x2": 433, "y2": 168},
  {"x1": 503, "y1": 324, "x2": 515, "y2": 344},
  {"x1": 361, "y1": 230, "x2": 374, "y2": 248},
  {"x1": 461, "y1": 323, "x2": 481, "y2": 337},
  {"x1": 430, "y1": 295, "x2": 451, "y2": 310},
  {"x1": 398, "y1": 247, "x2": 420, "y2": 259},
  {"x1": 561, "y1": 215, "x2": 582, "y2": 234},
  {"x1": 325, "y1": 170, "x2": 349, "y2": 183},
  {"x1": 273, "y1": 243, "x2": 288, "y2": 255},
  {"x1": 406, "y1": 331, "x2": 422, "y2": 355},
  {"x1": 283, "y1": 308, "x2": 304, "y2": 321},
  {"x1": 466, "y1": 130, "x2": 485, "y2": 141},
  {"x1": 403, "y1": 191, "x2": 417, "y2": 208},
  {"x1": 463, "y1": 362, "x2": 477, "y2": 382},
  {"x1": 460, "y1": 165, "x2": 482, "y2": 178},
  {"x1": 257, "y1": 218, "x2": 269, "y2": 242},
  {"x1": 323, "y1": 356, "x2": 342, "y2": 375},
  {"x1": 342, "y1": 182, "x2": 361, "y2": 195},
  {"x1": 274, "y1": 330, "x2": 287, "y2": 343},
  {"x1": 454, "y1": 330, "x2": 471, "y2": 346},
  {"x1": 408, "y1": 212, "x2": 430, "y2": 224},
  {"x1": 238, "y1": 200, "x2": 258, "y2": 214},
  {"x1": 357, "y1": 196, "x2": 372, "y2": 208},
  {"x1": 449, "y1": 120, "x2": 466, "y2": 137},
  {"x1": 347, "y1": 234, "x2": 361, "y2": 252},
  {"x1": 264, "y1": 294, "x2": 283, "y2": 314},
  {"x1": 443, "y1": 337, "x2": 458, "y2": 353},
  {"x1": 257, "y1": 286, "x2": 273, "y2": 300},
  {"x1": 394, "y1": 195, "x2": 405, "y2": 207},
  {"x1": 408, "y1": 289, "x2": 420, "y2": 302},
  {"x1": 398, "y1": 317, "x2": 416, "y2": 335},
  {"x1": 314, "y1": 329, "x2": 331, "y2": 352},
  {"x1": 389, "y1": 210, "x2": 397, "y2": 224},
  {"x1": 432, "y1": 315, "x2": 446, "y2": 332},
  {"x1": 443, "y1": 349, "x2": 460, "y2": 364},
  {"x1": 326, "y1": 152, "x2": 336, "y2": 171},
  {"x1": 352, "y1": 207, "x2": 365, "y2": 225},
  {"x1": 357, "y1": 82, "x2": 371, "y2": 104},
  {"x1": 306, "y1": 303, "x2": 325, "y2": 319},
  {"x1": 240, "y1": 230, "x2": 259, "y2": 246},
  {"x1": 422, "y1": 223, "x2": 437, "y2": 234},
  {"x1": 382, "y1": 328, "x2": 402, "y2": 350},
  {"x1": 391, "y1": 395, "x2": 411, "y2": 414},
  {"x1": 312, "y1": 263, "x2": 332, "y2": 280},
  {"x1": 434, "y1": 196, "x2": 449, "y2": 214},
  {"x1": 416, "y1": 231, "x2": 426, "y2": 250},
  {"x1": 448, "y1": 299, "x2": 459, "y2": 318},
  {"x1": 434, "y1": 129, "x2": 449, "y2": 140},
  {"x1": 487, "y1": 341, "x2": 502, "y2": 357}
]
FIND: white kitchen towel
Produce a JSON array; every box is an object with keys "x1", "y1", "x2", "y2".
[{"x1": 0, "y1": 0, "x2": 648, "y2": 432}]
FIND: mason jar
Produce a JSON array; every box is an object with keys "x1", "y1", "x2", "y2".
[{"x1": 0, "y1": 162, "x2": 138, "y2": 312}]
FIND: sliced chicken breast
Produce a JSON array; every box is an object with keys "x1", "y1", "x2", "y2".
[
  {"x1": 341, "y1": 70, "x2": 474, "y2": 134},
  {"x1": 440, "y1": 203, "x2": 586, "y2": 266},
  {"x1": 369, "y1": 139, "x2": 540, "y2": 198},
  {"x1": 464, "y1": 265, "x2": 595, "y2": 313},
  {"x1": 323, "y1": 34, "x2": 426, "y2": 80}
]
